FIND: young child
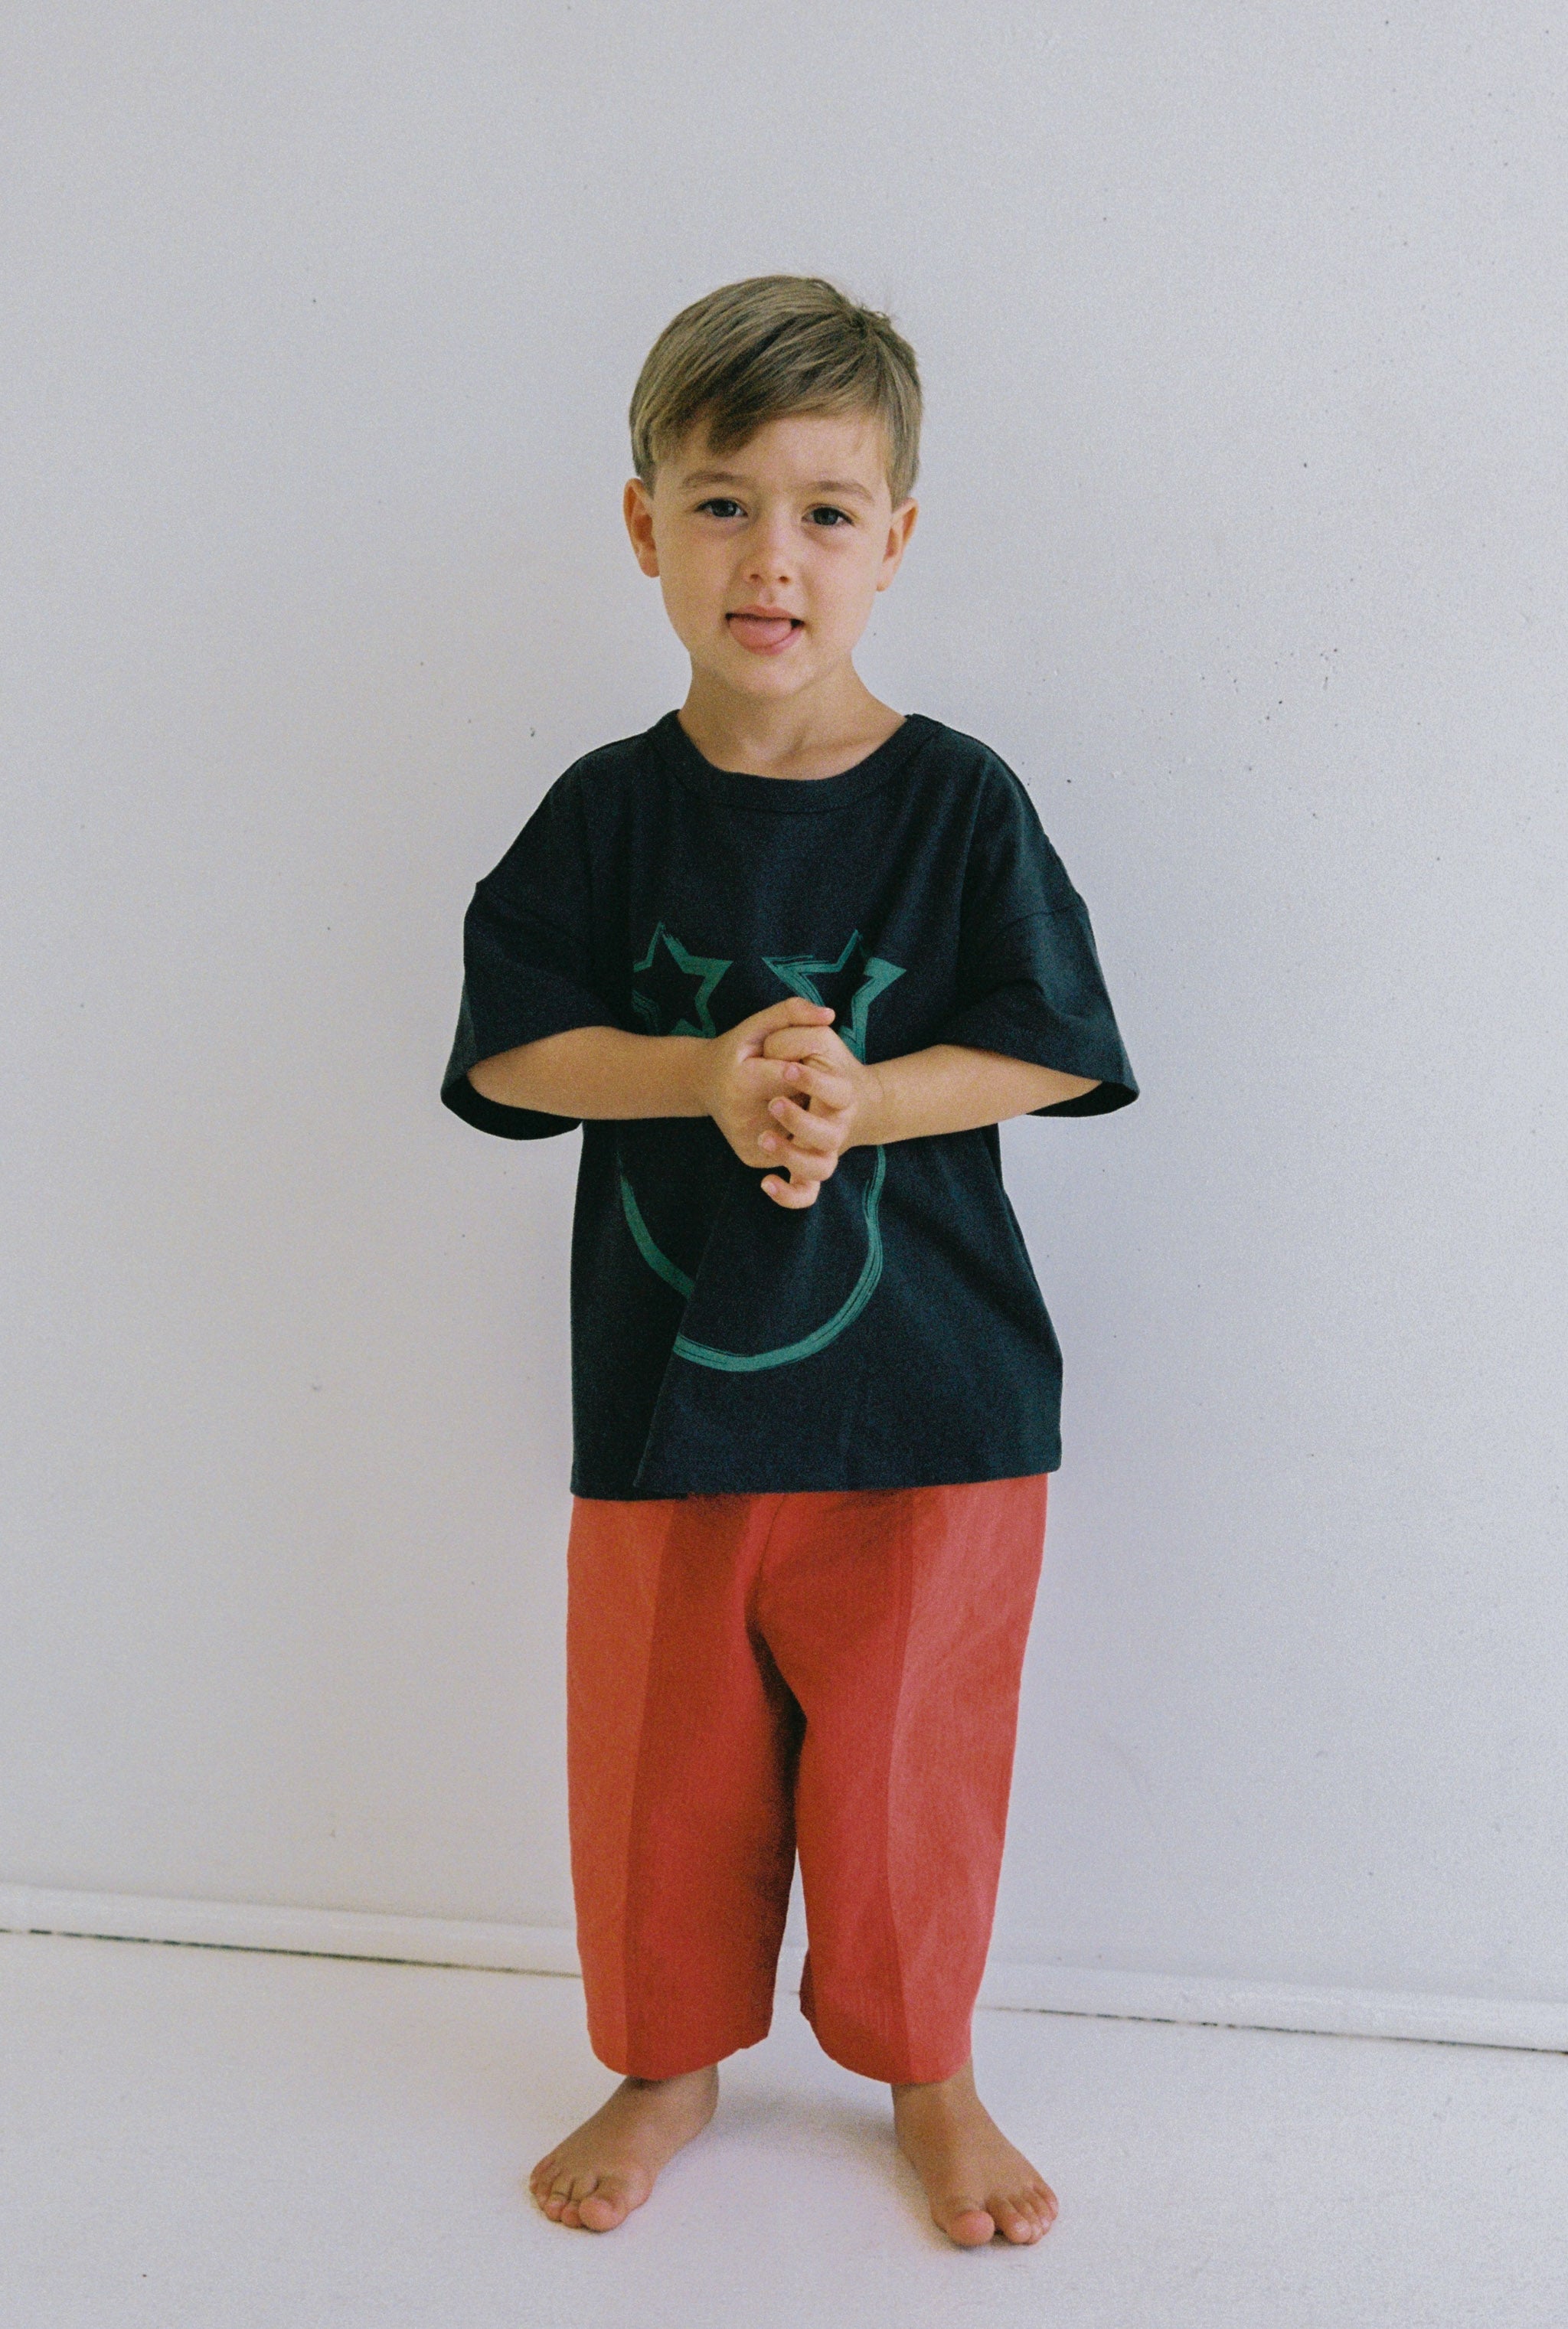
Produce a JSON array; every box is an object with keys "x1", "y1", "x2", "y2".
[{"x1": 441, "y1": 274, "x2": 1138, "y2": 2248}]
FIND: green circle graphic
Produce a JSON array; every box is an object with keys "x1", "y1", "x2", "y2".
[{"x1": 618, "y1": 1146, "x2": 888, "y2": 1372}]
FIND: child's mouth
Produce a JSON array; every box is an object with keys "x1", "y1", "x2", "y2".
[{"x1": 727, "y1": 613, "x2": 803, "y2": 652}]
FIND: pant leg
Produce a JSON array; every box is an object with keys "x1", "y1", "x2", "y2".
[
  {"x1": 564, "y1": 1491, "x2": 802, "y2": 2079},
  {"x1": 753, "y1": 1474, "x2": 1049, "y2": 2085}
]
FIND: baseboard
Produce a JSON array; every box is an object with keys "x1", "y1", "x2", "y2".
[
  {"x1": 3, "y1": 1883, "x2": 1563, "y2": 2054},
  {"x1": 972, "y1": 1958, "x2": 1568, "y2": 2053},
  {"x1": 0, "y1": 1883, "x2": 580, "y2": 1978}
]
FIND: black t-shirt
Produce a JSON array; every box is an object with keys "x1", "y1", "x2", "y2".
[{"x1": 441, "y1": 710, "x2": 1138, "y2": 1498}]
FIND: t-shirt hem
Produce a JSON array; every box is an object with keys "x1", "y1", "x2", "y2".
[
  {"x1": 569, "y1": 1451, "x2": 1063, "y2": 1498},
  {"x1": 440, "y1": 1072, "x2": 581, "y2": 1141}
]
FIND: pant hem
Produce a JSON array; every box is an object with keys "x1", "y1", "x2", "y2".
[
  {"x1": 588, "y1": 2020, "x2": 774, "y2": 2081},
  {"x1": 799, "y1": 1993, "x2": 974, "y2": 2086}
]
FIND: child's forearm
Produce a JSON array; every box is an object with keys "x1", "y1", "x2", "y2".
[
  {"x1": 466, "y1": 1024, "x2": 1099, "y2": 1146},
  {"x1": 466, "y1": 1027, "x2": 709, "y2": 1119},
  {"x1": 854, "y1": 1046, "x2": 1099, "y2": 1145}
]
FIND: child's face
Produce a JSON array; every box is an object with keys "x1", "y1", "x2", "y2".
[{"x1": 623, "y1": 409, "x2": 916, "y2": 707}]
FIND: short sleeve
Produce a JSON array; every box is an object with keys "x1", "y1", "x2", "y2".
[
  {"x1": 931, "y1": 761, "x2": 1138, "y2": 1118},
  {"x1": 439, "y1": 774, "x2": 619, "y2": 1140}
]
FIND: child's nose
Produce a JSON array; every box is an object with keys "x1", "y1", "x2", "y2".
[{"x1": 745, "y1": 514, "x2": 797, "y2": 580}]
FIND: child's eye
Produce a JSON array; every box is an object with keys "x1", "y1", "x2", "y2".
[
  {"x1": 696, "y1": 498, "x2": 743, "y2": 518},
  {"x1": 808, "y1": 506, "x2": 853, "y2": 527}
]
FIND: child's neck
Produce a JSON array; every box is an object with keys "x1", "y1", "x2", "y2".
[{"x1": 678, "y1": 664, "x2": 903, "y2": 782}]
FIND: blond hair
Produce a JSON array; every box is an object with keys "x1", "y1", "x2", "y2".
[{"x1": 629, "y1": 275, "x2": 922, "y2": 508}]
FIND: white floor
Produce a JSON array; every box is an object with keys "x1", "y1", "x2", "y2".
[{"x1": 2, "y1": 1930, "x2": 1563, "y2": 2329}]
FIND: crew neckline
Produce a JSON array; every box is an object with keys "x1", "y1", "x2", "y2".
[{"x1": 651, "y1": 707, "x2": 938, "y2": 812}]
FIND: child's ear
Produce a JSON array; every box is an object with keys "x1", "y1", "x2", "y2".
[
  {"x1": 623, "y1": 477, "x2": 660, "y2": 576},
  {"x1": 877, "y1": 498, "x2": 918, "y2": 589}
]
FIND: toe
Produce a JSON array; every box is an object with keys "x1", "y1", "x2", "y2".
[
  {"x1": 552, "y1": 2167, "x2": 643, "y2": 2233},
  {"x1": 558, "y1": 2172, "x2": 598, "y2": 2226},
  {"x1": 936, "y1": 2199, "x2": 997, "y2": 2247},
  {"x1": 577, "y1": 2176, "x2": 632, "y2": 2232},
  {"x1": 991, "y1": 2196, "x2": 1042, "y2": 2245},
  {"x1": 538, "y1": 2178, "x2": 576, "y2": 2224}
]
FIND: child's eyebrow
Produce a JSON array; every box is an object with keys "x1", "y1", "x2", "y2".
[{"x1": 681, "y1": 469, "x2": 875, "y2": 505}]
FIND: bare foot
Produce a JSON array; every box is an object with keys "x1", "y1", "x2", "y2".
[
  {"x1": 528, "y1": 2065, "x2": 719, "y2": 2232},
  {"x1": 891, "y1": 2059, "x2": 1058, "y2": 2247}
]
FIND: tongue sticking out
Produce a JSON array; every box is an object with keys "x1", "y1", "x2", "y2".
[{"x1": 729, "y1": 614, "x2": 799, "y2": 650}]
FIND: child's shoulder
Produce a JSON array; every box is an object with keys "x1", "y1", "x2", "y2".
[
  {"x1": 919, "y1": 717, "x2": 1034, "y2": 789},
  {"x1": 545, "y1": 725, "x2": 653, "y2": 803},
  {"x1": 502, "y1": 727, "x2": 661, "y2": 857},
  {"x1": 911, "y1": 718, "x2": 1063, "y2": 844},
  {"x1": 912, "y1": 720, "x2": 1084, "y2": 908}
]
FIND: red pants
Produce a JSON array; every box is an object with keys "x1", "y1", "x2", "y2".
[{"x1": 565, "y1": 1475, "x2": 1048, "y2": 2086}]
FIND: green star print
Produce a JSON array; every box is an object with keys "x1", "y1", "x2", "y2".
[
  {"x1": 761, "y1": 929, "x2": 906, "y2": 1060},
  {"x1": 629, "y1": 922, "x2": 733, "y2": 1038}
]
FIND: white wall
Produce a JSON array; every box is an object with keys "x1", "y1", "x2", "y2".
[{"x1": 3, "y1": 2, "x2": 1563, "y2": 2007}]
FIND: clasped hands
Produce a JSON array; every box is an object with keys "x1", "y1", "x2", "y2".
[{"x1": 695, "y1": 997, "x2": 884, "y2": 1210}]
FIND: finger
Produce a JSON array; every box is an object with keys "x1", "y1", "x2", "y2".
[
  {"x1": 765, "y1": 1096, "x2": 844, "y2": 1155},
  {"x1": 745, "y1": 997, "x2": 836, "y2": 1037},
  {"x1": 758, "y1": 1107, "x2": 843, "y2": 1163},
  {"x1": 762, "y1": 1171, "x2": 818, "y2": 1208},
  {"x1": 775, "y1": 1060, "x2": 856, "y2": 1109},
  {"x1": 760, "y1": 1024, "x2": 852, "y2": 1063},
  {"x1": 759, "y1": 1129, "x2": 838, "y2": 1183}
]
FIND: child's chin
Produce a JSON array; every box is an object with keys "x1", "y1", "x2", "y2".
[{"x1": 724, "y1": 655, "x2": 812, "y2": 687}]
